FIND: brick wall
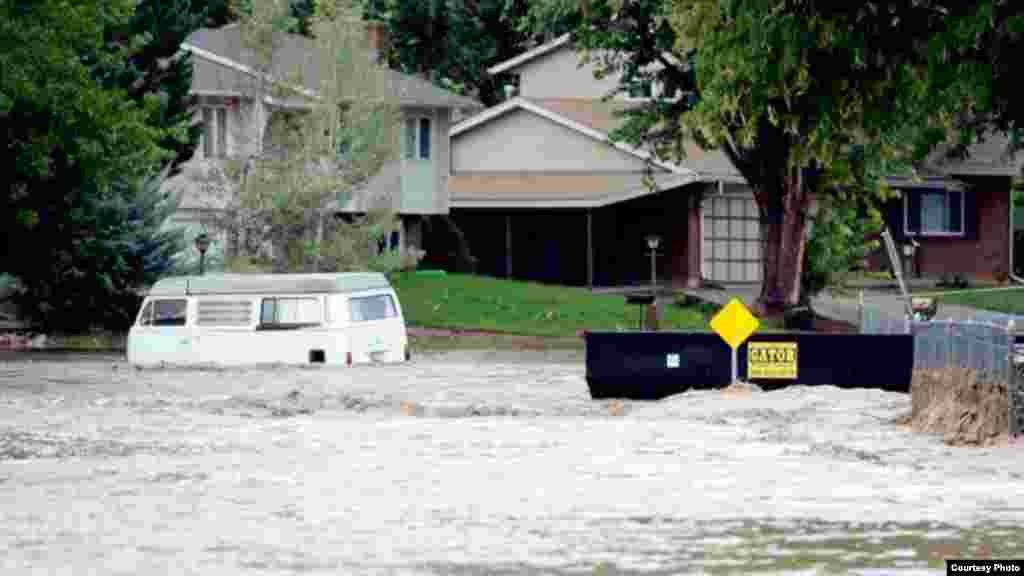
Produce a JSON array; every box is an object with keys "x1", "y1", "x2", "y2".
[{"x1": 867, "y1": 177, "x2": 1011, "y2": 280}]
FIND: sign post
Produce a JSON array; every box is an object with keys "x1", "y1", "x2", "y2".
[
  {"x1": 881, "y1": 227, "x2": 913, "y2": 319},
  {"x1": 709, "y1": 298, "x2": 761, "y2": 384}
]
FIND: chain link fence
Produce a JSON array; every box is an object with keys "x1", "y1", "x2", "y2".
[{"x1": 858, "y1": 301, "x2": 1023, "y2": 437}]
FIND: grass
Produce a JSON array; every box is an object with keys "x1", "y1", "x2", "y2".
[
  {"x1": 937, "y1": 286, "x2": 1024, "y2": 315},
  {"x1": 390, "y1": 271, "x2": 736, "y2": 338}
]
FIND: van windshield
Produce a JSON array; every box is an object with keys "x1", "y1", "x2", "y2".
[
  {"x1": 349, "y1": 294, "x2": 397, "y2": 322},
  {"x1": 139, "y1": 299, "x2": 187, "y2": 327}
]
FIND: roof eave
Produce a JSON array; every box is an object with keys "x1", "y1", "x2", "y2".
[{"x1": 486, "y1": 34, "x2": 572, "y2": 76}]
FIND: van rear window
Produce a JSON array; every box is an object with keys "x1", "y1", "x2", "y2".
[{"x1": 349, "y1": 294, "x2": 397, "y2": 322}]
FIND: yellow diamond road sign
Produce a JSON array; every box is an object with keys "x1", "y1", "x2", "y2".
[{"x1": 709, "y1": 298, "x2": 760, "y2": 350}]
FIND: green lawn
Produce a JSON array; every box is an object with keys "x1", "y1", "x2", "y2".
[
  {"x1": 390, "y1": 271, "x2": 735, "y2": 338},
  {"x1": 937, "y1": 287, "x2": 1024, "y2": 315}
]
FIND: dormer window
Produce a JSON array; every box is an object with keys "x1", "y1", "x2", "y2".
[
  {"x1": 624, "y1": 79, "x2": 683, "y2": 102},
  {"x1": 404, "y1": 116, "x2": 432, "y2": 160},
  {"x1": 202, "y1": 105, "x2": 228, "y2": 158},
  {"x1": 627, "y1": 80, "x2": 654, "y2": 100}
]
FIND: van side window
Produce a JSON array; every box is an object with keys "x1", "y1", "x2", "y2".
[
  {"x1": 350, "y1": 294, "x2": 397, "y2": 322},
  {"x1": 259, "y1": 297, "x2": 322, "y2": 329},
  {"x1": 152, "y1": 299, "x2": 188, "y2": 327},
  {"x1": 137, "y1": 301, "x2": 154, "y2": 326}
]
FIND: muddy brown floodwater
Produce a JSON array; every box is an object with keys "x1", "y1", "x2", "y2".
[{"x1": 1, "y1": 350, "x2": 1022, "y2": 575}]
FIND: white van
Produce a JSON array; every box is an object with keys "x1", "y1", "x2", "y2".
[{"x1": 127, "y1": 272, "x2": 409, "y2": 366}]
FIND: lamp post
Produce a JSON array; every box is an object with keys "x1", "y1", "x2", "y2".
[
  {"x1": 645, "y1": 234, "x2": 661, "y2": 291},
  {"x1": 644, "y1": 234, "x2": 662, "y2": 331},
  {"x1": 195, "y1": 232, "x2": 211, "y2": 276}
]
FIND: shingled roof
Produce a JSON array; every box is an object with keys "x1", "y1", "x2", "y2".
[{"x1": 183, "y1": 24, "x2": 483, "y2": 110}]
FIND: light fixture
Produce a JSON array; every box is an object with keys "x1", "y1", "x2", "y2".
[{"x1": 194, "y1": 231, "x2": 211, "y2": 275}]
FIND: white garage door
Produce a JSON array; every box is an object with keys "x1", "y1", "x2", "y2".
[{"x1": 702, "y1": 192, "x2": 763, "y2": 283}]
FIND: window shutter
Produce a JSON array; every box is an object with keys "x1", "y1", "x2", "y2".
[
  {"x1": 948, "y1": 190, "x2": 963, "y2": 234},
  {"x1": 202, "y1": 108, "x2": 214, "y2": 158},
  {"x1": 404, "y1": 118, "x2": 415, "y2": 159},
  {"x1": 964, "y1": 190, "x2": 978, "y2": 240},
  {"x1": 906, "y1": 190, "x2": 922, "y2": 236},
  {"x1": 886, "y1": 199, "x2": 906, "y2": 243}
]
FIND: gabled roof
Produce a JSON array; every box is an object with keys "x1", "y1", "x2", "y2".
[
  {"x1": 183, "y1": 24, "x2": 482, "y2": 110},
  {"x1": 451, "y1": 97, "x2": 692, "y2": 175},
  {"x1": 922, "y1": 133, "x2": 1024, "y2": 178},
  {"x1": 452, "y1": 97, "x2": 744, "y2": 181},
  {"x1": 487, "y1": 34, "x2": 572, "y2": 75}
]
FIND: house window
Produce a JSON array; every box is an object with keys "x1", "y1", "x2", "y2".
[
  {"x1": 404, "y1": 116, "x2": 431, "y2": 160},
  {"x1": 202, "y1": 106, "x2": 228, "y2": 158},
  {"x1": 905, "y1": 189, "x2": 964, "y2": 236},
  {"x1": 624, "y1": 78, "x2": 684, "y2": 102}
]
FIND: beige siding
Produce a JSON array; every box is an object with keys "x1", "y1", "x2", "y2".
[
  {"x1": 517, "y1": 49, "x2": 622, "y2": 100},
  {"x1": 452, "y1": 108, "x2": 649, "y2": 172},
  {"x1": 345, "y1": 107, "x2": 450, "y2": 215}
]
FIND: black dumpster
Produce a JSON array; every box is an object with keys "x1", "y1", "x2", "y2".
[
  {"x1": 583, "y1": 331, "x2": 914, "y2": 400},
  {"x1": 584, "y1": 331, "x2": 732, "y2": 400},
  {"x1": 739, "y1": 332, "x2": 913, "y2": 393}
]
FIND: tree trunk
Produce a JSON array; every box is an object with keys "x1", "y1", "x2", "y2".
[{"x1": 757, "y1": 169, "x2": 812, "y2": 316}]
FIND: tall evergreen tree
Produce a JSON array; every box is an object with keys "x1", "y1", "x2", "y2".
[{"x1": 1, "y1": 0, "x2": 191, "y2": 331}]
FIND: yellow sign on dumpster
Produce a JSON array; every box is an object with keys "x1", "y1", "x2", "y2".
[
  {"x1": 748, "y1": 342, "x2": 798, "y2": 379},
  {"x1": 709, "y1": 298, "x2": 760, "y2": 350}
]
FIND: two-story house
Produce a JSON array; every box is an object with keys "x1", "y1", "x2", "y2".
[
  {"x1": 444, "y1": 34, "x2": 1024, "y2": 288},
  {"x1": 163, "y1": 22, "x2": 482, "y2": 263},
  {"x1": 444, "y1": 34, "x2": 758, "y2": 288}
]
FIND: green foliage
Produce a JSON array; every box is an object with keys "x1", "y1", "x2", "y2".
[
  {"x1": 1, "y1": 0, "x2": 170, "y2": 198},
  {"x1": 389, "y1": 272, "x2": 710, "y2": 337},
  {"x1": 363, "y1": 0, "x2": 574, "y2": 105},
  {"x1": 939, "y1": 287, "x2": 1024, "y2": 316},
  {"x1": 7, "y1": 177, "x2": 184, "y2": 332},
  {"x1": 1, "y1": 0, "x2": 201, "y2": 331},
  {"x1": 801, "y1": 200, "x2": 882, "y2": 303},
  {"x1": 220, "y1": 0, "x2": 402, "y2": 273}
]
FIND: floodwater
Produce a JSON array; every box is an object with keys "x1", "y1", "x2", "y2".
[{"x1": 1, "y1": 351, "x2": 1022, "y2": 575}]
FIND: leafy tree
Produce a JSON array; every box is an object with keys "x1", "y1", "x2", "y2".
[
  {"x1": 197, "y1": 0, "x2": 409, "y2": 273},
  {"x1": 7, "y1": 177, "x2": 184, "y2": 332},
  {"x1": 1, "y1": 0, "x2": 189, "y2": 331},
  {"x1": 362, "y1": 0, "x2": 574, "y2": 105},
  {"x1": 916, "y1": 2, "x2": 1024, "y2": 152},
  {"x1": 94, "y1": 0, "x2": 239, "y2": 175},
  {"x1": 802, "y1": 201, "x2": 882, "y2": 303}
]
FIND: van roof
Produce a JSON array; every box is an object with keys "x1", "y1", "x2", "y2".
[{"x1": 147, "y1": 272, "x2": 392, "y2": 296}]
